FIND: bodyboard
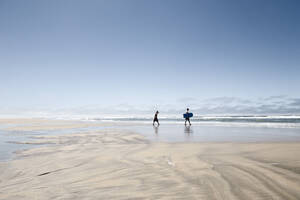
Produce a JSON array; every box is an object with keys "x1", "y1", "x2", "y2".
[{"x1": 183, "y1": 113, "x2": 193, "y2": 118}]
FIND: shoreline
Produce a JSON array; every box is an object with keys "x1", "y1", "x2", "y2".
[{"x1": 1, "y1": 118, "x2": 300, "y2": 161}]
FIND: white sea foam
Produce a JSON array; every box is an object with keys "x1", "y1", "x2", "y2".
[{"x1": 1, "y1": 112, "x2": 300, "y2": 129}]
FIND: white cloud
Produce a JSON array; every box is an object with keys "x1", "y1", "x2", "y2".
[{"x1": 1, "y1": 96, "x2": 300, "y2": 117}]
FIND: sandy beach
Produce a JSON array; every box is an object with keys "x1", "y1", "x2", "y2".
[{"x1": 1, "y1": 119, "x2": 300, "y2": 200}]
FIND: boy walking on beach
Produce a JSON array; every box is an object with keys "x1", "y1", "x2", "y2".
[
  {"x1": 185, "y1": 108, "x2": 191, "y2": 126},
  {"x1": 153, "y1": 111, "x2": 160, "y2": 126}
]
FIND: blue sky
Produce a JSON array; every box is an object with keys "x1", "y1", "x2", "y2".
[{"x1": 0, "y1": 0, "x2": 300, "y2": 115}]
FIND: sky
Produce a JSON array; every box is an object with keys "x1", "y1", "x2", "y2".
[{"x1": 0, "y1": 0, "x2": 300, "y2": 116}]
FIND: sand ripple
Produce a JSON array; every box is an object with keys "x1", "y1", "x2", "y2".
[{"x1": 1, "y1": 131, "x2": 300, "y2": 199}]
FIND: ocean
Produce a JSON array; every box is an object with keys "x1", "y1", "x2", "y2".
[{"x1": 85, "y1": 115, "x2": 300, "y2": 128}]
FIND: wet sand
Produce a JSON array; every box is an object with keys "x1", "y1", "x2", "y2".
[
  {"x1": 1, "y1": 120, "x2": 300, "y2": 199},
  {"x1": 1, "y1": 118, "x2": 114, "y2": 131}
]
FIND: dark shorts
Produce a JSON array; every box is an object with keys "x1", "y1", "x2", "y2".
[
  {"x1": 153, "y1": 118, "x2": 159, "y2": 122},
  {"x1": 185, "y1": 118, "x2": 190, "y2": 120}
]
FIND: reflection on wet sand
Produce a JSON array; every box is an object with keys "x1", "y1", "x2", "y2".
[
  {"x1": 184, "y1": 125, "x2": 193, "y2": 139},
  {"x1": 153, "y1": 125, "x2": 159, "y2": 135}
]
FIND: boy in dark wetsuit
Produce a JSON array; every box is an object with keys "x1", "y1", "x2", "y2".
[
  {"x1": 153, "y1": 111, "x2": 160, "y2": 126},
  {"x1": 185, "y1": 108, "x2": 191, "y2": 126}
]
